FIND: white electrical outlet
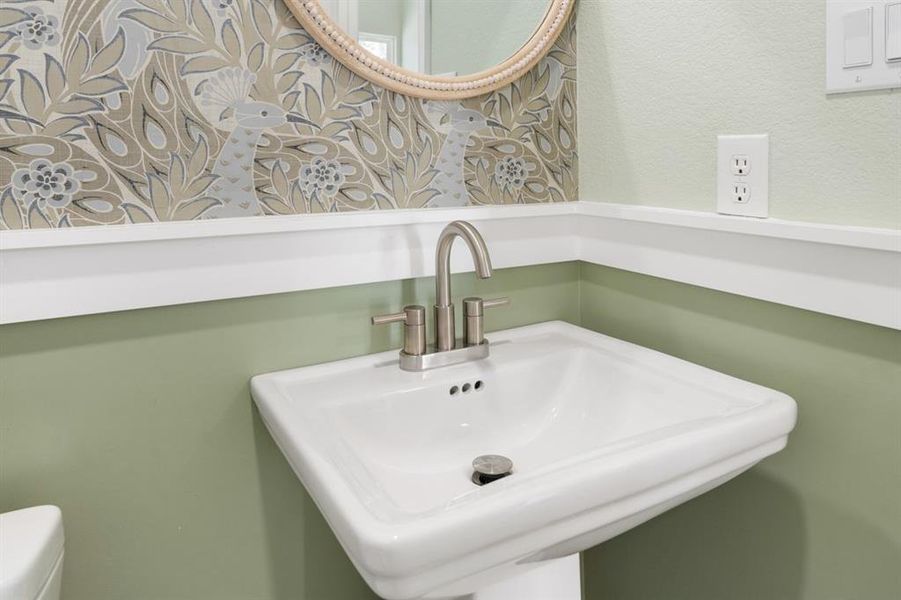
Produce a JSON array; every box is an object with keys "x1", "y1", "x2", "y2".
[
  {"x1": 717, "y1": 134, "x2": 768, "y2": 218},
  {"x1": 731, "y1": 182, "x2": 751, "y2": 203},
  {"x1": 730, "y1": 155, "x2": 750, "y2": 176}
]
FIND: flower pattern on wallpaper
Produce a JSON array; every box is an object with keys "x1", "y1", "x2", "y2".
[{"x1": 0, "y1": 0, "x2": 577, "y2": 229}]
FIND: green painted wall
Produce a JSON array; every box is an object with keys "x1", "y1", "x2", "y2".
[
  {"x1": 579, "y1": 263, "x2": 901, "y2": 600},
  {"x1": 575, "y1": 1, "x2": 901, "y2": 587},
  {"x1": 0, "y1": 263, "x2": 580, "y2": 600},
  {"x1": 3, "y1": 260, "x2": 899, "y2": 600},
  {"x1": 577, "y1": 0, "x2": 901, "y2": 228}
]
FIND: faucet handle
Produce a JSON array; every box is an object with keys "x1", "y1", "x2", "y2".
[
  {"x1": 371, "y1": 311, "x2": 405, "y2": 325},
  {"x1": 462, "y1": 297, "x2": 510, "y2": 316},
  {"x1": 371, "y1": 305, "x2": 427, "y2": 356},
  {"x1": 482, "y1": 297, "x2": 510, "y2": 310},
  {"x1": 462, "y1": 297, "x2": 510, "y2": 346}
]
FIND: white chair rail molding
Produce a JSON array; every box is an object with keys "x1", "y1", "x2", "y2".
[{"x1": 1, "y1": 202, "x2": 899, "y2": 329}]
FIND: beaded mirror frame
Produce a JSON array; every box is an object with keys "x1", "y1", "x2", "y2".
[{"x1": 283, "y1": 0, "x2": 575, "y2": 99}]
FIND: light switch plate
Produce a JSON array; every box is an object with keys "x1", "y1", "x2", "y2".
[
  {"x1": 842, "y1": 6, "x2": 873, "y2": 67},
  {"x1": 887, "y1": 2, "x2": 901, "y2": 61},
  {"x1": 827, "y1": 0, "x2": 901, "y2": 93},
  {"x1": 717, "y1": 135, "x2": 768, "y2": 218}
]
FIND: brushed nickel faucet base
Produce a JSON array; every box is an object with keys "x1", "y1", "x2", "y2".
[
  {"x1": 371, "y1": 220, "x2": 508, "y2": 372},
  {"x1": 398, "y1": 341, "x2": 490, "y2": 372}
]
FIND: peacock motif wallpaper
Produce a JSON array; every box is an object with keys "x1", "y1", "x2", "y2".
[{"x1": 0, "y1": 0, "x2": 577, "y2": 229}]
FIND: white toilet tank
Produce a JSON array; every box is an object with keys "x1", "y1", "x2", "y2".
[{"x1": 0, "y1": 506, "x2": 64, "y2": 600}]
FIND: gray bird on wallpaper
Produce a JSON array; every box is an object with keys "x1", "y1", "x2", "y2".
[
  {"x1": 100, "y1": 0, "x2": 153, "y2": 79},
  {"x1": 199, "y1": 68, "x2": 315, "y2": 219},
  {"x1": 428, "y1": 102, "x2": 508, "y2": 208}
]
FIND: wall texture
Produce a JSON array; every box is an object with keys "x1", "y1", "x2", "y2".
[
  {"x1": 0, "y1": 263, "x2": 580, "y2": 600},
  {"x1": 579, "y1": 263, "x2": 901, "y2": 600},
  {"x1": 578, "y1": 0, "x2": 901, "y2": 228},
  {"x1": 0, "y1": 0, "x2": 576, "y2": 229}
]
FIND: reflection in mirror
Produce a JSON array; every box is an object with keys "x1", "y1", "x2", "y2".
[{"x1": 318, "y1": 0, "x2": 551, "y2": 76}]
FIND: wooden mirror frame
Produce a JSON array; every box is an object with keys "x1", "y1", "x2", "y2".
[{"x1": 283, "y1": 0, "x2": 574, "y2": 99}]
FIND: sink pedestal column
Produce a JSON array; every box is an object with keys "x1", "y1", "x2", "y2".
[{"x1": 458, "y1": 555, "x2": 581, "y2": 600}]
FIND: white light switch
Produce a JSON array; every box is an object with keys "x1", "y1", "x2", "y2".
[
  {"x1": 843, "y1": 7, "x2": 873, "y2": 67},
  {"x1": 887, "y1": 2, "x2": 901, "y2": 61},
  {"x1": 827, "y1": 1, "x2": 901, "y2": 94}
]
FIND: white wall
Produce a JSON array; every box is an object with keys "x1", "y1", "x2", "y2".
[{"x1": 578, "y1": 0, "x2": 901, "y2": 228}]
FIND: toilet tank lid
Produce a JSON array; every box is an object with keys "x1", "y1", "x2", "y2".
[{"x1": 0, "y1": 506, "x2": 64, "y2": 600}]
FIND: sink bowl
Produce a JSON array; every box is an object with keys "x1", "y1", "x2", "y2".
[{"x1": 251, "y1": 321, "x2": 797, "y2": 599}]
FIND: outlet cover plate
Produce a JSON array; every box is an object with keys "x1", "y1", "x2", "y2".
[{"x1": 717, "y1": 134, "x2": 769, "y2": 218}]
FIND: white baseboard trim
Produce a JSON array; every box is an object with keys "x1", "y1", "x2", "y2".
[{"x1": 1, "y1": 202, "x2": 898, "y2": 329}]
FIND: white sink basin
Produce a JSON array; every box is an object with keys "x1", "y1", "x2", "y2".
[{"x1": 252, "y1": 321, "x2": 796, "y2": 599}]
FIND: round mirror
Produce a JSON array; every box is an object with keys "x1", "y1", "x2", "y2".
[{"x1": 284, "y1": 0, "x2": 574, "y2": 99}]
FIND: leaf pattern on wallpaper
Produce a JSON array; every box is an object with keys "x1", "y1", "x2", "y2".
[{"x1": 0, "y1": 0, "x2": 577, "y2": 229}]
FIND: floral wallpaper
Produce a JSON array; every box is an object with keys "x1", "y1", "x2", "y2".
[{"x1": 0, "y1": 0, "x2": 577, "y2": 229}]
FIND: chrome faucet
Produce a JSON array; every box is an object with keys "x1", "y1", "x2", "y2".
[
  {"x1": 434, "y1": 221, "x2": 493, "y2": 351},
  {"x1": 371, "y1": 220, "x2": 509, "y2": 371}
]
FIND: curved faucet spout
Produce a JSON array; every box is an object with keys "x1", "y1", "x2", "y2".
[
  {"x1": 435, "y1": 221, "x2": 493, "y2": 308},
  {"x1": 433, "y1": 221, "x2": 493, "y2": 351}
]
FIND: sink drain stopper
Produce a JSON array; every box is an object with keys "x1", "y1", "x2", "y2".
[{"x1": 471, "y1": 454, "x2": 513, "y2": 486}]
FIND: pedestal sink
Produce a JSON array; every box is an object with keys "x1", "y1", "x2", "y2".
[{"x1": 251, "y1": 321, "x2": 797, "y2": 600}]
